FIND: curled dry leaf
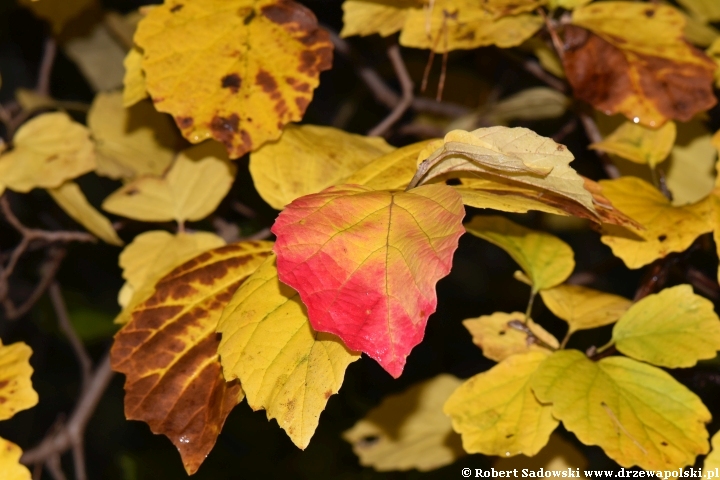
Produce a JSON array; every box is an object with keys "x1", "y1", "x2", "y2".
[
  {"x1": 531, "y1": 350, "x2": 711, "y2": 471},
  {"x1": 463, "y1": 311, "x2": 559, "y2": 362},
  {"x1": 612, "y1": 285, "x2": 720, "y2": 368},
  {"x1": 250, "y1": 124, "x2": 394, "y2": 209},
  {"x1": 0, "y1": 112, "x2": 95, "y2": 194},
  {"x1": 599, "y1": 177, "x2": 713, "y2": 269},
  {"x1": 111, "y1": 241, "x2": 273, "y2": 474},
  {"x1": 272, "y1": 184, "x2": 465, "y2": 378},
  {"x1": 0, "y1": 437, "x2": 31, "y2": 480},
  {"x1": 134, "y1": 0, "x2": 333, "y2": 158},
  {"x1": 0, "y1": 340, "x2": 38, "y2": 421},
  {"x1": 88, "y1": 91, "x2": 180, "y2": 181},
  {"x1": 48, "y1": 181, "x2": 123, "y2": 246},
  {"x1": 102, "y1": 142, "x2": 235, "y2": 224},
  {"x1": 445, "y1": 351, "x2": 558, "y2": 457},
  {"x1": 564, "y1": 3, "x2": 717, "y2": 127},
  {"x1": 343, "y1": 374, "x2": 465, "y2": 472},
  {"x1": 465, "y1": 216, "x2": 575, "y2": 293},
  {"x1": 217, "y1": 255, "x2": 359, "y2": 449}
]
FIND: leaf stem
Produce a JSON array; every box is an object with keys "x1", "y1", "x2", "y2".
[
  {"x1": 559, "y1": 329, "x2": 572, "y2": 349},
  {"x1": 524, "y1": 290, "x2": 537, "y2": 324}
]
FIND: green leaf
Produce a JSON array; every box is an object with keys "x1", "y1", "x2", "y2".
[
  {"x1": 531, "y1": 350, "x2": 711, "y2": 470},
  {"x1": 612, "y1": 284, "x2": 720, "y2": 368},
  {"x1": 465, "y1": 215, "x2": 574, "y2": 292},
  {"x1": 444, "y1": 351, "x2": 558, "y2": 457}
]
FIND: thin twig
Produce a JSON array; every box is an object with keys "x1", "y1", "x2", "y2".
[
  {"x1": 36, "y1": 37, "x2": 57, "y2": 97},
  {"x1": 49, "y1": 282, "x2": 93, "y2": 393},
  {"x1": 500, "y1": 49, "x2": 568, "y2": 94},
  {"x1": 22, "y1": 352, "x2": 115, "y2": 480},
  {"x1": 368, "y1": 44, "x2": 414, "y2": 136},
  {"x1": 327, "y1": 30, "x2": 470, "y2": 118},
  {"x1": 3, "y1": 247, "x2": 65, "y2": 320},
  {"x1": 686, "y1": 267, "x2": 720, "y2": 301},
  {"x1": 577, "y1": 112, "x2": 620, "y2": 179}
]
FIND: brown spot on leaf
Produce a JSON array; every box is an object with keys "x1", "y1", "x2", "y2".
[
  {"x1": 0, "y1": 380, "x2": 9, "y2": 390},
  {"x1": 46, "y1": 154, "x2": 59, "y2": 163},
  {"x1": 210, "y1": 114, "x2": 240, "y2": 150},
  {"x1": 324, "y1": 390, "x2": 332, "y2": 400},
  {"x1": 255, "y1": 70, "x2": 278, "y2": 93},
  {"x1": 658, "y1": 234, "x2": 667, "y2": 242},
  {"x1": 221, "y1": 73, "x2": 241, "y2": 93},
  {"x1": 125, "y1": 187, "x2": 139, "y2": 196},
  {"x1": 661, "y1": 441, "x2": 668, "y2": 446},
  {"x1": 295, "y1": 97, "x2": 309, "y2": 112},
  {"x1": 170, "y1": 4, "x2": 183, "y2": 13},
  {"x1": 261, "y1": 0, "x2": 319, "y2": 32},
  {"x1": 645, "y1": 9, "x2": 655, "y2": 18},
  {"x1": 176, "y1": 116, "x2": 194, "y2": 129},
  {"x1": 0, "y1": 397, "x2": 6, "y2": 404},
  {"x1": 243, "y1": 9, "x2": 256, "y2": 25}
]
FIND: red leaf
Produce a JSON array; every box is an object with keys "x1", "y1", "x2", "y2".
[{"x1": 272, "y1": 184, "x2": 465, "y2": 377}]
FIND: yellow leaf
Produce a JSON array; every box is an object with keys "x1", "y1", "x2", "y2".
[
  {"x1": 532, "y1": 351, "x2": 711, "y2": 470},
  {"x1": 677, "y1": 0, "x2": 720, "y2": 22},
  {"x1": 0, "y1": 340, "x2": 38, "y2": 421},
  {"x1": 456, "y1": 177, "x2": 567, "y2": 215},
  {"x1": 400, "y1": 0, "x2": 543, "y2": 52},
  {"x1": 445, "y1": 351, "x2": 558, "y2": 457},
  {"x1": 0, "y1": 112, "x2": 95, "y2": 193},
  {"x1": 340, "y1": 0, "x2": 417, "y2": 38},
  {"x1": 18, "y1": 0, "x2": 96, "y2": 34},
  {"x1": 416, "y1": 127, "x2": 598, "y2": 219},
  {"x1": 88, "y1": 91, "x2": 179, "y2": 180},
  {"x1": 217, "y1": 255, "x2": 359, "y2": 449},
  {"x1": 102, "y1": 142, "x2": 235, "y2": 223},
  {"x1": 15, "y1": 88, "x2": 54, "y2": 112},
  {"x1": 47, "y1": 181, "x2": 123, "y2": 246},
  {"x1": 599, "y1": 177, "x2": 712, "y2": 269},
  {"x1": 465, "y1": 216, "x2": 575, "y2": 292},
  {"x1": 343, "y1": 374, "x2": 465, "y2": 472},
  {"x1": 682, "y1": 9, "x2": 720, "y2": 47},
  {"x1": 0, "y1": 437, "x2": 31, "y2": 480},
  {"x1": 134, "y1": 0, "x2": 333, "y2": 158},
  {"x1": 463, "y1": 311, "x2": 559, "y2": 362},
  {"x1": 548, "y1": 0, "x2": 592, "y2": 10},
  {"x1": 612, "y1": 284, "x2": 720, "y2": 368},
  {"x1": 249, "y1": 124, "x2": 394, "y2": 209},
  {"x1": 590, "y1": 121, "x2": 676, "y2": 168},
  {"x1": 540, "y1": 284, "x2": 631, "y2": 333},
  {"x1": 664, "y1": 119, "x2": 716, "y2": 206},
  {"x1": 122, "y1": 47, "x2": 148, "y2": 107},
  {"x1": 494, "y1": 434, "x2": 588, "y2": 474},
  {"x1": 116, "y1": 230, "x2": 226, "y2": 323},
  {"x1": 705, "y1": 431, "x2": 720, "y2": 474},
  {"x1": 63, "y1": 22, "x2": 127, "y2": 92},
  {"x1": 342, "y1": 139, "x2": 439, "y2": 190}
]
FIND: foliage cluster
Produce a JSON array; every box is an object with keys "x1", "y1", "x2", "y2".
[{"x1": 2, "y1": 0, "x2": 720, "y2": 478}]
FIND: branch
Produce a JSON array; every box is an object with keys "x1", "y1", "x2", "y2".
[
  {"x1": 3, "y1": 247, "x2": 65, "y2": 320},
  {"x1": 577, "y1": 111, "x2": 620, "y2": 179},
  {"x1": 368, "y1": 44, "x2": 414, "y2": 136},
  {"x1": 49, "y1": 282, "x2": 93, "y2": 393},
  {"x1": 328, "y1": 30, "x2": 470, "y2": 119},
  {"x1": 21, "y1": 352, "x2": 115, "y2": 480},
  {"x1": 36, "y1": 37, "x2": 57, "y2": 97}
]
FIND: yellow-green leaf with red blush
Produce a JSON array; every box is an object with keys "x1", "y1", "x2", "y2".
[{"x1": 271, "y1": 184, "x2": 465, "y2": 378}]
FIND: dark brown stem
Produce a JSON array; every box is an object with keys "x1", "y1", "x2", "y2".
[{"x1": 36, "y1": 37, "x2": 57, "y2": 97}]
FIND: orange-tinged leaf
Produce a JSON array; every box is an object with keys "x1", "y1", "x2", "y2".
[
  {"x1": 565, "y1": 3, "x2": 717, "y2": 127},
  {"x1": 462, "y1": 311, "x2": 558, "y2": 362},
  {"x1": 217, "y1": 255, "x2": 360, "y2": 448},
  {"x1": 0, "y1": 340, "x2": 38, "y2": 421},
  {"x1": 134, "y1": 0, "x2": 333, "y2": 158},
  {"x1": 272, "y1": 184, "x2": 465, "y2": 378},
  {"x1": 111, "y1": 241, "x2": 273, "y2": 474}
]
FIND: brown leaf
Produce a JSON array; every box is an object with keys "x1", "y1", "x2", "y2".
[
  {"x1": 111, "y1": 241, "x2": 273, "y2": 474},
  {"x1": 563, "y1": 3, "x2": 717, "y2": 127}
]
